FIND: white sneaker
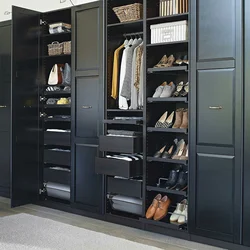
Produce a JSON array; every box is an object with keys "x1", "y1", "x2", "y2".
[
  {"x1": 170, "y1": 203, "x2": 184, "y2": 223},
  {"x1": 178, "y1": 204, "x2": 188, "y2": 224}
]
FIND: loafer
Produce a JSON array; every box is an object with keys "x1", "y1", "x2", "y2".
[
  {"x1": 160, "y1": 82, "x2": 176, "y2": 98},
  {"x1": 153, "y1": 82, "x2": 167, "y2": 98},
  {"x1": 146, "y1": 194, "x2": 161, "y2": 219}
]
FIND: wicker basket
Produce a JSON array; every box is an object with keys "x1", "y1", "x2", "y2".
[
  {"x1": 48, "y1": 41, "x2": 63, "y2": 56},
  {"x1": 113, "y1": 3, "x2": 143, "y2": 23},
  {"x1": 63, "y1": 41, "x2": 71, "y2": 55}
]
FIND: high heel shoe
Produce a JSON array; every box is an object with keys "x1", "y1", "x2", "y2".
[
  {"x1": 152, "y1": 82, "x2": 167, "y2": 98},
  {"x1": 166, "y1": 54, "x2": 175, "y2": 67},
  {"x1": 154, "y1": 145, "x2": 166, "y2": 158},
  {"x1": 182, "y1": 55, "x2": 189, "y2": 65},
  {"x1": 155, "y1": 111, "x2": 168, "y2": 127},
  {"x1": 154, "y1": 55, "x2": 168, "y2": 68},
  {"x1": 181, "y1": 82, "x2": 189, "y2": 97},
  {"x1": 180, "y1": 144, "x2": 188, "y2": 160},
  {"x1": 172, "y1": 81, "x2": 184, "y2": 97},
  {"x1": 180, "y1": 109, "x2": 188, "y2": 129},
  {"x1": 162, "y1": 111, "x2": 174, "y2": 128},
  {"x1": 172, "y1": 140, "x2": 185, "y2": 159},
  {"x1": 174, "y1": 54, "x2": 183, "y2": 65},
  {"x1": 172, "y1": 108, "x2": 184, "y2": 128},
  {"x1": 160, "y1": 82, "x2": 176, "y2": 98},
  {"x1": 162, "y1": 144, "x2": 176, "y2": 158}
]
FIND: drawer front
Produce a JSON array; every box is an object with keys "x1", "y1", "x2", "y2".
[
  {"x1": 99, "y1": 135, "x2": 142, "y2": 153},
  {"x1": 44, "y1": 168, "x2": 70, "y2": 186},
  {"x1": 44, "y1": 132, "x2": 71, "y2": 146},
  {"x1": 44, "y1": 150, "x2": 71, "y2": 166},
  {"x1": 107, "y1": 177, "x2": 142, "y2": 198},
  {"x1": 95, "y1": 157, "x2": 142, "y2": 178}
]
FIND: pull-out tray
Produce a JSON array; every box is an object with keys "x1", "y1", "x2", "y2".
[
  {"x1": 44, "y1": 131, "x2": 71, "y2": 146},
  {"x1": 107, "y1": 177, "x2": 142, "y2": 199},
  {"x1": 99, "y1": 135, "x2": 142, "y2": 153},
  {"x1": 44, "y1": 167, "x2": 70, "y2": 185},
  {"x1": 95, "y1": 157, "x2": 142, "y2": 178},
  {"x1": 44, "y1": 149, "x2": 71, "y2": 166}
]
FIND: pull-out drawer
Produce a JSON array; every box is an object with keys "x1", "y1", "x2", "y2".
[
  {"x1": 95, "y1": 157, "x2": 142, "y2": 178},
  {"x1": 99, "y1": 135, "x2": 142, "y2": 153},
  {"x1": 107, "y1": 177, "x2": 142, "y2": 198},
  {"x1": 44, "y1": 149, "x2": 71, "y2": 166},
  {"x1": 44, "y1": 167, "x2": 70, "y2": 186},
  {"x1": 44, "y1": 132, "x2": 71, "y2": 146}
]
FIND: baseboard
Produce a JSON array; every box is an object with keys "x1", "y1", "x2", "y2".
[{"x1": 0, "y1": 186, "x2": 10, "y2": 198}]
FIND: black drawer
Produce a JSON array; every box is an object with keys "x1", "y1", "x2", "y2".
[
  {"x1": 44, "y1": 149, "x2": 71, "y2": 166},
  {"x1": 44, "y1": 168, "x2": 70, "y2": 185},
  {"x1": 95, "y1": 157, "x2": 142, "y2": 178},
  {"x1": 99, "y1": 135, "x2": 142, "y2": 153},
  {"x1": 107, "y1": 177, "x2": 142, "y2": 198},
  {"x1": 44, "y1": 132, "x2": 71, "y2": 146}
]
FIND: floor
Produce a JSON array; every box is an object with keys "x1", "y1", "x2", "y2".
[{"x1": 0, "y1": 197, "x2": 224, "y2": 250}]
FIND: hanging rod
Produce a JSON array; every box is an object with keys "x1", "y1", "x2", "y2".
[{"x1": 123, "y1": 32, "x2": 143, "y2": 37}]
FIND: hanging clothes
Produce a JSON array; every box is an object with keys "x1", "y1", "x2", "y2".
[
  {"x1": 138, "y1": 53, "x2": 144, "y2": 109},
  {"x1": 111, "y1": 43, "x2": 125, "y2": 99}
]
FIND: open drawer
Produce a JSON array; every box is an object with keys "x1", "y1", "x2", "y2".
[
  {"x1": 44, "y1": 149, "x2": 71, "y2": 166},
  {"x1": 99, "y1": 135, "x2": 142, "y2": 153},
  {"x1": 107, "y1": 177, "x2": 142, "y2": 199},
  {"x1": 95, "y1": 157, "x2": 142, "y2": 178},
  {"x1": 44, "y1": 167, "x2": 70, "y2": 185},
  {"x1": 44, "y1": 131, "x2": 71, "y2": 146}
]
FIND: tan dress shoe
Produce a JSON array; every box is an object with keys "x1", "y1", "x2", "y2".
[
  {"x1": 153, "y1": 195, "x2": 171, "y2": 221},
  {"x1": 146, "y1": 194, "x2": 161, "y2": 219}
]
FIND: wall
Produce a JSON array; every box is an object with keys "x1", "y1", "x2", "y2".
[{"x1": 0, "y1": 0, "x2": 96, "y2": 22}]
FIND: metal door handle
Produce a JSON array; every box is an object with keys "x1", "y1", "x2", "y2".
[
  {"x1": 209, "y1": 106, "x2": 222, "y2": 110},
  {"x1": 82, "y1": 106, "x2": 92, "y2": 109},
  {"x1": 0, "y1": 105, "x2": 7, "y2": 108}
]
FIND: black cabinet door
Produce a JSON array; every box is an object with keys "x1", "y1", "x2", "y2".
[
  {"x1": 71, "y1": 1, "x2": 103, "y2": 213},
  {"x1": 11, "y1": 6, "x2": 41, "y2": 207}
]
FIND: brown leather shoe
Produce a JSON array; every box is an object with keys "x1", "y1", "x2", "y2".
[
  {"x1": 172, "y1": 108, "x2": 184, "y2": 128},
  {"x1": 146, "y1": 194, "x2": 161, "y2": 219},
  {"x1": 180, "y1": 109, "x2": 188, "y2": 129},
  {"x1": 153, "y1": 195, "x2": 171, "y2": 221}
]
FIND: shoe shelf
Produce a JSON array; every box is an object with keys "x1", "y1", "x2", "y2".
[
  {"x1": 147, "y1": 157, "x2": 188, "y2": 165},
  {"x1": 147, "y1": 127, "x2": 187, "y2": 134},
  {"x1": 44, "y1": 117, "x2": 71, "y2": 122},
  {"x1": 43, "y1": 31, "x2": 71, "y2": 37},
  {"x1": 147, "y1": 97, "x2": 188, "y2": 103},
  {"x1": 107, "y1": 19, "x2": 143, "y2": 28},
  {"x1": 104, "y1": 119, "x2": 143, "y2": 125},
  {"x1": 42, "y1": 54, "x2": 71, "y2": 58},
  {"x1": 147, "y1": 41, "x2": 189, "y2": 47},
  {"x1": 147, "y1": 13, "x2": 189, "y2": 24},
  {"x1": 147, "y1": 66, "x2": 188, "y2": 74},
  {"x1": 44, "y1": 104, "x2": 71, "y2": 108},
  {"x1": 146, "y1": 185, "x2": 187, "y2": 196},
  {"x1": 44, "y1": 91, "x2": 71, "y2": 96},
  {"x1": 107, "y1": 109, "x2": 143, "y2": 112}
]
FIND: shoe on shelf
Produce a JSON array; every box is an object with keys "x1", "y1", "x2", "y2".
[
  {"x1": 154, "y1": 145, "x2": 166, "y2": 158},
  {"x1": 166, "y1": 54, "x2": 175, "y2": 67},
  {"x1": 172, "y1": 81, "x2": 184, "y2": 97},
  {"x1": 154, "y1": 55, "x2": 169, "y2": 68},
  {"x1": 155, "y1": 111, "x2": 168, "y2": 128},
  {"x1": 180, "y1": 144, "x2": 188, "y2": 160},
  {"x1": 172, "y1": 108, "x2": 184, "y2": 128},
  {"x1": 153, "y1": 81, "x2": 167, "y2": 98},
  {"x1": 163, "y1": 169, "x2": 180, "y2": 189},
  {"x1": 162, "y1": 144, "x2": 176, "y2": 159},
  {"x1": 153, "y1": 195, "x2": 171, "y2": 221},
  {"x1": 170, "y1": 199, "x2": 187, "y2": 223},
  {"x1": 146, "y1": 194, "x2": 161, "y2": 219},
  {"x1": 174, "y1": 170, "x2": 188, "y2": 191},
  {"x1": 162, "y1": 111, "x2": 175, "y2": 128},
  {"x1": 174, "y1": 54, "x2": 183, "y2": 66},
  {"x1": 160, "y1": 82, "x2": 176, "y2": 98},
  {"x1": 180, "y1": 82, "x2": 189, "y2": 97},
  {"x1": 172, "y1": 139, "x2": 185, "y2": 159},
  {"x1": 178, "y1": 203, "x2": 188, "y2": 224},
  {"x1": 180, "y1": 109, "x2": 188, "y2": 129},
  {"x1": 182, "y1": 55, "x2": 189, "y2": 65}
]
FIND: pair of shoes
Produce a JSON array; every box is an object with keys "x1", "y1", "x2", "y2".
[
  {"x1": 157, "y1": 168, "x2": 188, "y2": 191},
  {"x1": 172, "y1": 82, "x2": 189, "y2": 97},
  {"x1": 153, "y1": 82, "x2": 176, "y2": 98},
  {"x1": 172, "y1": 108, "x2": 188, "y2": 129},
  {"x1": 174, "y1": 54, "x2": 189, "y2": 65},
  {"x1": 172, "y1": 139, "x2": 188, "y2": 160},
  {"x1": 170, "y1": 199, "x2": 188, "y2": 224},
  {"x1": 154, "y1": 55, "x2": 175, "y2": 68},
  {"x1": 146, "y1": 194, "x2": 171, "y2": 221},
  {"x1": 153, "y1": 138, "x2": 178, "y2": 159},
  {"x1": 155, "y1": 111, "x2": 175, "y2": 128},
  {"x1": 57, "y1": 98, "x2": 70, "y2": 105}
]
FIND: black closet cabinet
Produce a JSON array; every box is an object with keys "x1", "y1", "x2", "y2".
[
  {"x1": 0, "y1": 21, "x2": 11, "y2": 198},
  {"x1": 11, "y1": 2, "x2": 104, "y2": 213},
  {"x1": 189, "y1": 0, "x2": 242, "y2": 243}
]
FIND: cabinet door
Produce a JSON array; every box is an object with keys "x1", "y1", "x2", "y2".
[
  {"x1": 11, "y1": 6, "x2": 41, "y2": 207},
  {"x1": 71, "y1": 1, "x2": 103, "y2": 213}
]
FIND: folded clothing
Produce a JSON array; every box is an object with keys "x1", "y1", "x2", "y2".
[
  {"x1": 107, "y1": 130, "x2": 142, "y2": 136},
  {"x1": 106, "y1": 154, "x2": 143, "y2": 161},
  {"x1": 49, "y1": 167, "x2": 71, "y2": 172}
]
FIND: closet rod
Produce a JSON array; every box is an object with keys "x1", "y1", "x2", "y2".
[{"x1": 123, "y1": 32, "x2": 143, "y2": 37}]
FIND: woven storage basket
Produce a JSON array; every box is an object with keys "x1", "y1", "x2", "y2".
[
  {"x1": 63, "y1": 41, "x2": 71, "y2": 55},
  {"x1": 48, "y1": 41, "x2": 63, "y2": 56},
  {"x1": 113, "y1": 3, "x2": 143, "y2": 23}
]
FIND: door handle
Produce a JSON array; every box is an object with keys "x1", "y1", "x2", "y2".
[
  {"x1": 82, "y1": 105, "x2": 92, "y2": 109},
  {"x1": 209, "y1": 106, "x2": 222, "y2": 110},
  {"x1": 0, "y1": 105, "x2": 7, "y2": 108}
]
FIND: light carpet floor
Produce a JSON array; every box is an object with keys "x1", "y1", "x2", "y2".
[{"x1": 0, "y1": 213, "x2": 163, "y2": 250}]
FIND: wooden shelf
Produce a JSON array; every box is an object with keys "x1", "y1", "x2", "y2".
[
  {"x1": 104, "y1": 119, "x2": 142, "y2": 125},
  {"x1": 147, "y1": 157, "x2": 188, "y2": 165},
  {"x1": 147, "y1": 66, "x2": 188, "y2": 73},
  {"x1": 147, "y1": 41, "x2": 189, "y2": 47},
  {"x1": 147, "y1": 97, "x2": 187, "y2": 103},
  {"x1": 44, "y1": 104, "x2": 71, "y2": 108},
  {"x1": 146, "y1": 185, "x2": 187, "y2": 196},
  {"x1": 147, "y1": 127, "x2": 187, "y2": 133},
  {"x1": 147, "y1": 13, "x2": 189, "y2": 24}
]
